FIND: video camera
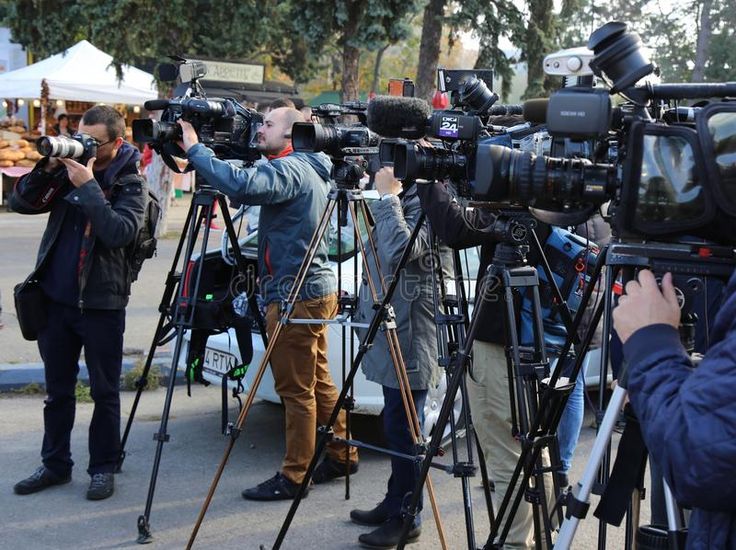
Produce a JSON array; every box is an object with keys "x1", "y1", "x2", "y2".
[
  {"x1": 371, "y1": 22, "x2": 736, "y2": 244},
  {"x1": 292, "y1": 102, "x2": 380, "y2": 158},
  {"x1": 291, "y1": 101, "x2": 381, "y2": 188},
  {"x1": 477, "y1": 21, "x2": 736, "y2": 242},
  {"x1": 132, "y1": 59, "x2": 263, "y2": 172}
]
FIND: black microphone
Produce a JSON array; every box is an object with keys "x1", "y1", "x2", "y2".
[
  {"x1": 522, "y1": 98, "x2": 549, "y2": 124},
  {"x1": 488, "y1": 104, "x2": 524, "y2": 116},
  {"x1": 366, "y1": 95, "x2": 432, "y2": 138},
  {"x1": 144, "y1": 99, "x2": 171, "y2": 111}
]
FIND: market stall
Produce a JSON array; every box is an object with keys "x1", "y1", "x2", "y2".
[{"x1": 0, "y1": 40, "x2": 157, "y2": 204}]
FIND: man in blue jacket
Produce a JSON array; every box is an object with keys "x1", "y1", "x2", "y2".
[
  {"x1": 614, "y1": 268, "x2": 736, "y2": 548},
  {"x1": 178, "y1": 107, "x2": 358, "y2": 501},
  {"x1": 11, "y1": 106, "x2": 147, "y2": 501}
]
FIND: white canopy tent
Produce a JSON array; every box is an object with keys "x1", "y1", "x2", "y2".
[{"x1": 0, "y1": 40, "x2": 157, "y2": 104}]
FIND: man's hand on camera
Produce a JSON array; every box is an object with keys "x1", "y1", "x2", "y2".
[
  {"x1": 612, "y1": 270, "x2": 680, "y2": 344},
  {"x1": 59, "y1": 157, "x2": 95, "y2": 188},
  {"x1": 375, "y1": 166, "x2": 402, "y2": 197},
  {"x1": 177, "y1": 120, "x2": 199, "y2": 153}
]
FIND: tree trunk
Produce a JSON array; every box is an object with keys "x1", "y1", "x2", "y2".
[
  {"x1": 692, "y1": 0, "x2": 712, "y2": 82},
  {"x1": 341, "y1": 45, "x2": 361, "y2": 102},
  {"x1": 415, "y1": 0, "x2": 446, "y2": 102},
  {"x1": 524, "y1": 0, "x2": 554, "y2": 98},
  {"x1": 371, "y1": 44, "x2": 390, "y2": 94}
]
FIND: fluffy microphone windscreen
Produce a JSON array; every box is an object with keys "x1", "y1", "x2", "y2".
[
  {"x1": 367, "y1": 95, "x2": 432, "y2": 138},
  {"x1": 522, "y1": 98, "x2": 549, "y2": 124}
]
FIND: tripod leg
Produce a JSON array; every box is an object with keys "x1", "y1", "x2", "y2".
[
  {"x1": 556, "y1": 385, "x2": 630, "y2": 548},
  {"x1": 396, "y1": 270, "x2": 499, "y2": 550},
  {"x1": 345, "y1": 202, "x2": 447, "y2": 547},
  {"x1": 136, "y1": 326, "x2": 187, "y2": 543},
  {"x1": 185, "y1": 198, "x2": 339, "y2": 548},
  {"x1": 118, "y1": 198, "x2": 199, "y2": 471}
]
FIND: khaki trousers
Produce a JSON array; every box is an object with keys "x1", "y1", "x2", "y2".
[
  {"x1": 266, "y1": 293, "x2": 358, "y2": 484},
  {"x1": 468, "y1": 340, "x2": 555, "y2": 549}
]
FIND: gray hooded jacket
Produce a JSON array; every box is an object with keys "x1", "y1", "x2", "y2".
[
  {"x1": 353, "y1": 186, "x2": 443, "y2": 390},
  {"x1": 187, "y1": 144, "x2": 336, "y2": 305}
]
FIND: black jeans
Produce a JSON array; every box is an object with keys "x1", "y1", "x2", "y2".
[
  {"x1": 382, "y1": 386, "x2": 428, "y2": 523},
  {"x1": 37, "y1": 301, "x2": 125, "y2": 477}
]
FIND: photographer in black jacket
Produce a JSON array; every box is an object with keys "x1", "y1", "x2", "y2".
[
  {"x1": 10, "y1": 106, "x2": 146, "y2": 501},
  {"x1": 416, "y1": 180, "x2": 555, "y2": 549}
]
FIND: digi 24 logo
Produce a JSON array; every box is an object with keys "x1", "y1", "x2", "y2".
[{"x1": 438, "y1": 116, "x2": 459, "y2": 138}]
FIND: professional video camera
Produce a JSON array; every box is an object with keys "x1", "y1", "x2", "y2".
[
  {"x1": 291, "y1": 101, "x2": 381, "y2": 188},
  {"x1": 373, "y1": 23, "x2": 736, "y2": 243},
  {"x1": 477, "y1": 21, "x2": 736, "y2": 242},
  {"x1": 132, "y1": 59, "x2": 263, "y2": 172},
  {"x1": 291, "y1": 102, "x2": 380, "y2": 158}
]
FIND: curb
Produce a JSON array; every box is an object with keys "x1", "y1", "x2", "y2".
[{"x1": 0, "y1": 354, "x2": 181, "y2": 392}]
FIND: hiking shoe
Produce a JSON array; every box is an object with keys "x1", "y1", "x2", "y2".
[
  {"x1": 86, "y1": 473, "x2": 114, "y2": 500},
  {"x1": 241, "y1": 472, "x2": 307, "y2": 501},
  {"x1": 14, "y1": 466, "x2": 71, "y2": 495},
  {"x1": 358, "y1": 517, "x2": 421, "y2": 548},
  {"x1": 312, "y1": 456, "x2": 359, "y2": 484},
  {"x1": 350, "y1": 500, "x2": 391, "y2": 526}
]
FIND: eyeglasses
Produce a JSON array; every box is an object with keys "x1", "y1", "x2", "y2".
[{"x1": 95, "y1": 139, "x2": 115, "y2": 148}]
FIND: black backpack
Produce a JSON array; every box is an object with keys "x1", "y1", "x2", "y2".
[{"x1": 117, "y1": 174, "x2": 162, "y2": 282}]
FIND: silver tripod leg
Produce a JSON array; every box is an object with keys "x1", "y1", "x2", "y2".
[{"x1": 556, "y1": 384, "x2": 629, "y2": 549}]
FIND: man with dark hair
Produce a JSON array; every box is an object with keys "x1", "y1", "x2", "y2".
[
  {"x1": 177, "y1": 107, "x2": 358, "y2": 501},
  {"x1": 11, "y1": 105, "x2": 147, "y2": 501},
  {"x1": 267, "y1": 97, "x2": 296, "y2": 111}
]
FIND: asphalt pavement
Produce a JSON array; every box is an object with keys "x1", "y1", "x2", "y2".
[{"x1": 0, "y1": 196, "x2": 650, "y2": 548}]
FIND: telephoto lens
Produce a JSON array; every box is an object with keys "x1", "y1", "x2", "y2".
[{"x1": 36, "y1": 135, "x2": 85, "y2": 159}]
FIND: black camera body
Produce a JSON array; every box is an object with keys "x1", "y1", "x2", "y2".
[
  {"x1": 37, "y1": 133, "x2": 99, "y2": 164},
  {"x1": 132, "y1": 60, "x2": 263, "y2": 172},
  {"x1": 292, "y1": 101, "x2": 381, "y2": 188}
]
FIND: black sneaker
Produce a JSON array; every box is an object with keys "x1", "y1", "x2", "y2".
[
  {"x1": 358, "y1": 517, "x2": 421, "y2": 548},
  {"x1": 312, "y1": 456, "x2": 359, "y2": 484},
  {"x1": 14, "y1": 466, "x2": 71, "y2": 495},
  {"x1": 86, "y1": 473, "x2": 114, "y2": 500},
  {"x1": 241, "y1": 472, "x2": 307, "y2": 501}
]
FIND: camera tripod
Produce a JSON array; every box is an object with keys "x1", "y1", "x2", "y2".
[
  {"x1": 186, "y1": 183, "x2": 450, "y2": 549},
  {"x1": 116, "y1": 178, "x2": 268, "y2": 544},
  {"x1": 555, "y1": 240, "x2": 736, "y2": 549},
  {"x1": 426, "y1": 233, "x2": 497, "y2": 549},
  {"x1": 396, "y1": 217, "x2": 597, "y2": 550}
]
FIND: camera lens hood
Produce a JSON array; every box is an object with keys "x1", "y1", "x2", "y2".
[{"x1": 588, "y1": 22, "x2": 655, "y2": 92}]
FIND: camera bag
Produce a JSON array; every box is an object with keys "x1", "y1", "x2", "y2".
[{"x1": 14, "y1": 274, "x2": 47, "y2": 341}]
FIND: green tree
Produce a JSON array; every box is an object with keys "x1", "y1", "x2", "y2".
[
  {"x1": 290, "y1": 0, "x2": 418, "y2": 102},
  {"x1": 4, "y1": 1, "x2": 314, "y2": 83},
  {"x1": 447, "y1": 0, "x2": 525, "y2": 101}
]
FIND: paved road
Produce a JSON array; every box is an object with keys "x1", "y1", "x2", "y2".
[{"x1": 0, "y1": 385, "x2": 648, "y2": 549}]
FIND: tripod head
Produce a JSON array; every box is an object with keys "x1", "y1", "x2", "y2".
[{"x1": 333, "y1": 158, "x2": 365, "y2": 189}]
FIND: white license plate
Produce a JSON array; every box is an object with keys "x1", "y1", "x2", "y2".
[{"x1": 203, "y1": 348, "x2": 238, "y2": 376}]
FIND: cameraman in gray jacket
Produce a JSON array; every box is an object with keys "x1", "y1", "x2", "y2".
[{"x1": 349, "y1": 167, "x2": 443, "y2": 547}]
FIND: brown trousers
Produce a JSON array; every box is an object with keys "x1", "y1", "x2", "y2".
[{"x1": 266, "y1": 293, "x2": 358, "y2": 484}]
